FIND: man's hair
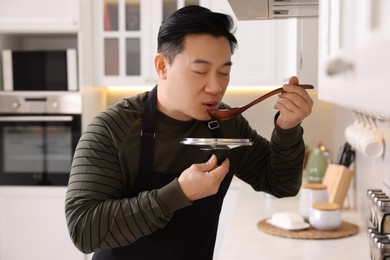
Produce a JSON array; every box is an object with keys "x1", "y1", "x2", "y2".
[{"x1": 157, "y1": 5, "x2": 238, "y2": 64}]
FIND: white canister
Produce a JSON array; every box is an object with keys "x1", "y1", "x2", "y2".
[
  {"x1": 299, "y1": 183, "x2": 328, "y2": 220},
  {"x1": 309, "y1": 202, "x2": 342, "y2": 230}
]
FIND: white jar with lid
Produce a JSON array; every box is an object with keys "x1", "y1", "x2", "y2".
[
  {"x1": 309, "y1": 202, "x2": 341, "y2": 230},
  {"x1": 299, "y1": 183, "x2": 328, "y2": 220}
]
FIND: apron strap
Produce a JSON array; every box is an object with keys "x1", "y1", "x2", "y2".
[{"x1": 139, "y1": 87, "x2": 157, "y2": 174}]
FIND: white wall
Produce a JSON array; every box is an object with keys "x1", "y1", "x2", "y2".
[{"x1": 329, "y1": 103, "x2": 389, "y2": 220}]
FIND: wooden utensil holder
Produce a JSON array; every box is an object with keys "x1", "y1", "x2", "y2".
[{"x1": 322, "y1": 164, "x2": 354, "y2": 208}]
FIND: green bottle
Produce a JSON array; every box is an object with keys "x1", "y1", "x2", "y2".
[{"x1": 306, "y1": 146, "x2": 329, "y2": 183}]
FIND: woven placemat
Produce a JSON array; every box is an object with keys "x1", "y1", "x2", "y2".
[{"x1": 257, "y1": 219, "x2": 359, "y2": 240}]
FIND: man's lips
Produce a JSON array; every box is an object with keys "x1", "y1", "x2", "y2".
[{"x1": 203, "y1": 102, "x2": 219, "y2": 111}]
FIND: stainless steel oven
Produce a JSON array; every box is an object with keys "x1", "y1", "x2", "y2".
[{"x1": 0, "y1": 92, "x2": 81, "y2": 186}]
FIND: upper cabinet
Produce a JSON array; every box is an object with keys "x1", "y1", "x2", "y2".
[
  {"x1": 93, "y1": 0, "x2": 304, "y2": 87},
  {"x1": 93, "y1": 0, "x2": 209, "y2": 86},
  {"x1": 93, "y1": 0, "x2": 154, "y2": 86},
  {"x1": 318, "y1": 0, "x2": 390, "y2": 115},
  {"x1": 0, "y1": 0, "x2": 80, "y2": 91},
  {"x1": 0, "y1": 0, "x2": 79, "y2": 33}
]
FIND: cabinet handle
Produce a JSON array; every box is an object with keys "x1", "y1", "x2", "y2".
[{"x1": 326, "y1": 58, "x2": 354, "y2": 76}]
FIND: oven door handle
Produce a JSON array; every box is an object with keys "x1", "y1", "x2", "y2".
[{"x1": 0, "y1": 116, "x2": 74, "y2": 122}]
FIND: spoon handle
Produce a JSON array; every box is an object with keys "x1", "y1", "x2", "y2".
[{"x1": 242, "y1": 84, "x2": 314, "y2": 110}]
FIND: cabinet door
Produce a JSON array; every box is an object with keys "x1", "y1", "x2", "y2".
[
  {"x1": 210, "y1": 0, "x2": 299, "y2": 86},
  {"x1": 0, "y1": 187, "x2": 86, "y2": 260},
  {"x1": 94, "y1": 0, "x2": 153, "y2": 86},
  {"x1": 318, "y1": 0, "x2": 390, "y2": 115},
  {"x1": 0, "y1": 0, "x2": 79, "y2": 33},
  {"x1": 94, "y1": 0, "x2": 208, "y2": 86}
]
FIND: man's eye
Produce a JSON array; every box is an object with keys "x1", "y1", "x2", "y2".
[
  {"x1": 219, "y1": 71, "x2": 230, "y2": 76},
  {"x1": 193, "y1": 71, "x2": 207, "y2": 75}
]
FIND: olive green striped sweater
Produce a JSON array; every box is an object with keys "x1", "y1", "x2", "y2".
[{"x1": 65, "y1": 91, "x2": 305, "y2": 253}]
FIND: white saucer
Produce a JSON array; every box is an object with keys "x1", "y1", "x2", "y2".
[
  {"x1": 266, "y1": 219, "x2": 310, "y2": 230},
  {"x1": 266, "y1": 212, "x2": 310, "y2": 231}
]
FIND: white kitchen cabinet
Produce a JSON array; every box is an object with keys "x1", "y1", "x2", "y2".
[
  {"x1": 298, "y1": 17, "x2": 318, "y2": 86},
  {"x1": 93, "y1": 0, "x2": 300, "y2": 87},
  {"x1": 93, "y1": 0, "x2": 210, "y2": 86},
  {"x1": 0, "y1": 0, "x2": 81, "y2": 90},
  {"x1": 93, "y1": 0, "x2": 155, "y2": 86},
  {"x1": 318, "y1": 0, "x2": 390, "y2": 116},
  {"x1": 0, "y1": 0, "x2": 79, "y2": 33},
  {"x1": 210, "y1": 0, "x2": 300, "y2": 86},
  {"x1": 0, "y1": 187, "x2": 86, "y2": 260}
]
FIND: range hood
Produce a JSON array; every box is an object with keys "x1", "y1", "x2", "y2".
[{"x1": 228, "y1": 0, "x2": 318, "y2": 20}]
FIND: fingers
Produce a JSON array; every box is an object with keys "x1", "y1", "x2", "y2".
[
  {"x1": 277, "y1": 88, "x2": 313, "y2": 113},
  {"x1": 206, "y1": 156, "x2": 230, "y2": 178},
  {"x1": 288, "y1": 75, "x2": 299, "y2": 85},
  {"x1": 197, "y1": 154, "x2": 219, "y2": 172},
  {"x1": 178, "y1": 155, "x2": 230, "y2": 201},
  {"x1": 195, "y1": 155, "x2": 229, "y2": 181},
  {"x1": 274, "y1": 76, "x2": 314, "y2": 129}
]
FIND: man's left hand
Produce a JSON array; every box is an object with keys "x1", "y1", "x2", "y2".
[{"x1": 274, "y1": 76, "x2": 314, "y2": 129}]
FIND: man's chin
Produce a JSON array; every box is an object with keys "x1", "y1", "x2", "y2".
[{"x1": 195, "y1": 114, "x2": 213, "y2": 121}]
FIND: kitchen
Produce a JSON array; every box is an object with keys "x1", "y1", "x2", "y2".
[{"x1": 0, "y1": 0, "x2": 389, "y2": 259}]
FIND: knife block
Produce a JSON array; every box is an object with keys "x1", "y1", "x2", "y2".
[{"x1": 322, "y1": 164, "x2": 354, "y2": 208}]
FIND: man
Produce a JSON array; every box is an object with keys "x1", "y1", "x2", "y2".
[{"x1": 66, "y1": 5, "x2": 313, "y2": 260}]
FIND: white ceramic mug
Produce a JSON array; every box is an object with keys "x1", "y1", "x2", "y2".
[
  {"x1": 345, "y1": 120, "x2": 363, "y2": 149},
  {"x1": 309, "y1": 202, "x2": 341, "y2": 230},
  {"x1": 299, "y1": 183, "x2": 328, "y2": 220},
  {"x1": 345, "y1": 120, "x2": 384, "y2": 158},
  {"x1": 359, "y1": 128, "x2": 384, "y2": 158}
]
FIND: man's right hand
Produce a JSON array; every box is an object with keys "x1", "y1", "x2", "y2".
[{"x1": 178, "y1": 155, "x2": 230, "y2": 201}]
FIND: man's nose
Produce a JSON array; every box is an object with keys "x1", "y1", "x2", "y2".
[{"x1": 204, "y1": 75, "x2": 223, "y2": 94}]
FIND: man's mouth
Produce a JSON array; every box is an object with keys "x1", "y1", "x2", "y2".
[{"x1": 203, "y1": 102, "x2": 219, "y2": 111}]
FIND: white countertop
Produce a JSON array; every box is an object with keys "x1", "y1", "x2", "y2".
[{"x1": 217, "y1": 178, "x2": 370, "y2": 260}]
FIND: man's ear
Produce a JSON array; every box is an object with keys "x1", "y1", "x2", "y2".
[{"x1": 154, "y1": 53, "x2": 168, "y2": 79}]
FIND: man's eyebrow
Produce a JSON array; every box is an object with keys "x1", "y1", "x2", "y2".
[{"x1": 192, "y1": 59, "x2": 233, "y2": 66}]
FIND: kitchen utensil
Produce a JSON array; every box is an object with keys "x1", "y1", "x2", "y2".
[
  {"x1": 180, "y1": 138, "x2": 253, "y2": 164},
  {"x1": 322, "y1": 164, "x2": 354, "y2": 208},
  {"x1": 207, "y1": 84, "x2": 314, "y2": 121},
  {"x1": 337, "y1": 142, "x2": 355, "y2": 167}
]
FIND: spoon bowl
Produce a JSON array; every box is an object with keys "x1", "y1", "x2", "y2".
[{"x1": 208, "y1": 84, "x2": 314, "y2": 121}]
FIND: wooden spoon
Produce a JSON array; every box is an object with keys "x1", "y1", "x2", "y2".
[{"x1": 208, "y1": 84, "x2": 314, "y2": 121}]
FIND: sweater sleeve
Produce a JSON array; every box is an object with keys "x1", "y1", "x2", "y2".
[
  {"x1": 233, "y1": 112, "x2": 305, "y2": 197},
  {"x1": 65, "y1": 110, "x2": 191, "y2": 254}
]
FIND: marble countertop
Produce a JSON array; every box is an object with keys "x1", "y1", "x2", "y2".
[{"x1": 217, "y1": 178, "x2": 370, "y2": 260}]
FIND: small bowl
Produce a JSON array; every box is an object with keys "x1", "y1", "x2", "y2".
[{"x1": 309, "y1": 202, "x2": 341, "y2": 230}]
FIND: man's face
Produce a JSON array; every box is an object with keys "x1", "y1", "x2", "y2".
[{"x1": 157, "y1": 34, "x2": 232, "y2": 121}]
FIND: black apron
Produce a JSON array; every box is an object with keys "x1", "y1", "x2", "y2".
[{"x1": 93, "y1": 87, "x2": 233, "y2": 260}]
